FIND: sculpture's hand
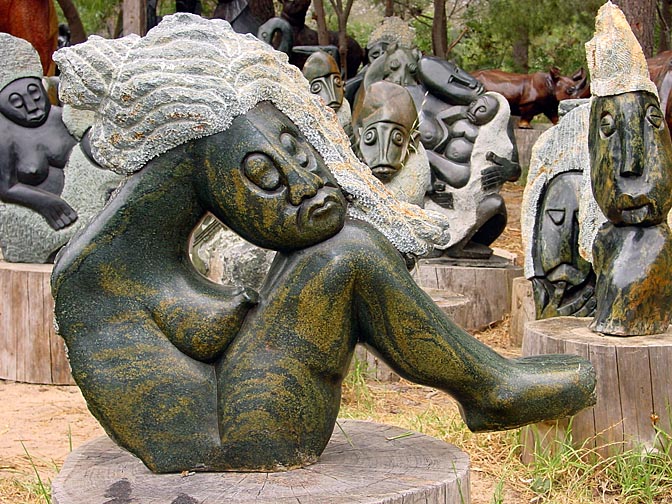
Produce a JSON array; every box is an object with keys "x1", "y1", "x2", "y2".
[
  {"x1": 481, "y1": 152, "x2": 521, "y2": 191},
  {"x1": 38, "y1": 194, "x2": 79, "y2": 230},
  {"x1": 556, "y1": 285, "x2": 596, "y2": 318}
]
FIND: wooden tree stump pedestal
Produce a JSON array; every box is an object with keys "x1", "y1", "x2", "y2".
[
  {"x1": 52, "y1": 420, "x2": 471, "y2": 504},
  {"x1": 521, "y1": 317, "x2": 672, "y2": 462},
  {"x1": 509, "y1": 277, "x2": 535, "y2": 346},
  {"x1": 413, "y1": 256, "x2": 523, "y2": 331},
  {"x1": 0, "y1": 261, "x2": 73, "y2": 385}
]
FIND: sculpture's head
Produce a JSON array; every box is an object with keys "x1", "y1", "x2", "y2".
[
  {"x1": 201, "y1": 101, "x2": 347, "y2": 251},
  {"x1": 466, "y1": 94, "x2": 499, "y2": 126},
  {"x1": 586, "y1": 2, "x2": 672, "y2": 226},
  {"x1": 302, "y1": 51, "x2": 344, "y2": 112},
  {"x1": 365, "y1": 16, "x2": 416, "y2": 65},
  {"x1": 0, "y1": 34, "x2": 50, "y2": 128},
  {"x1": 537, "y1": 171, "x2": 592, "y2": 286},
  {"x1": 355, "y1": 81, "x2": 417, "y2": 182}
]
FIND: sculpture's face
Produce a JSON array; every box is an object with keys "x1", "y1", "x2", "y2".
[
  {"x1": 309, "y1": 73, "x2": 344, "y2": 111},
  {"x1": 367, "y1": 42, "x2": 388, "y2": 64},
  {"x1": 358, "y1": 120, "x2": 410, "y2": 182},
  {"x1": 203, "y1": 101, "x2": 347, "y2": 252},
  {"x1": 382, "y1": 48, "x2": 419, "y2": 87},
  {"x1": 589, "y1": 92, "x2": 672, "y2": 226},
  {"x1": 538, "y1": 172, "x2": 591, "y2": 286},
  {"x1": 466, "y1": 94, "x2": 499, "y2": 126},
  {"x1": 0, "y1": 77, "x2": 50, "y2": 127}
]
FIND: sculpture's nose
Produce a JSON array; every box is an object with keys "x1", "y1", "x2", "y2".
[
  {"x1": 619, "y1": 135, "x2": 644, "y2": 177},
  {"x1": 285, "y1": 165, "x2": 324, "y2": 205},
  {"x1": 24, "y1": 93, "x2": 40, "y2": 113}
]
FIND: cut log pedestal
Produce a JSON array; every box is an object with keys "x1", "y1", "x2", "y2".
[
  {"x1": 0, "y1": 261, "x2": 74, "y2": 385},
  {"x1": 52, "y1": 420, "x2": 472, "y2": 504},
  {"x1": 509, "y1": 276, "x2": 535, "y2": 346},
  {"x1": 521, "y1": 316, "x2": 672, "y2": 462}
]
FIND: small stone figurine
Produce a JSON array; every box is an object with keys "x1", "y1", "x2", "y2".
[
  {"x1": 586, "y1": 1, "x2": 672, "y2": 335},
  {"x1": 53, "y1": 14, "x2": 595, "y2": 474}
]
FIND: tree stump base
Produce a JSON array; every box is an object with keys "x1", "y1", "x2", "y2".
[
  {"x1": 521, "y1": 316, "x2": 672, "y2": 462},
  {"x1": 0, "y1": 261, "x2": 73, "y2": 385},
  {"x1": 413, "y1": 256, "x2": 523, "y2": 331},
  {"x1": 51, "y1": 420, "x2": 471, "y2": 504},
  {"x1": 509, "y1": 277, "x2": 535, "y2": 346}
]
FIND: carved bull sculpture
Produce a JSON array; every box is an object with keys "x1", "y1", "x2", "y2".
[{"x1": 471, "y1": 67, "x2": 590, "y2": 128}]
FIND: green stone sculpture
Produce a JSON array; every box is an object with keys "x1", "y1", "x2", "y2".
[{"x1": 52, "y1": 14, "x2": 596, "y2": 473}]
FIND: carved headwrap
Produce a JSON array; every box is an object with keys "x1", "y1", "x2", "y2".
[
  {"x1": 367, "y1": 16, "x2": 416, "y2": 51},
  {"x1": 0, "y1": 33, "x2": 43, "y2": 91},
  {"x1": 54, "y1": 14, "x2": 450, "y2": 255},
  {"x1": 585, "y1": 1, "x2": 658, "y2": 98}
]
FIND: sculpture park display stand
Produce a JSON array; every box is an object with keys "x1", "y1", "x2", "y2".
[
  {"x1": 51, "y1": 420, "x2": 471, "y2": 504},
  {"x1": 413, "y1": 255, "x2": 523, "y2": 332},
  {"x1": 521, "y1": 317, "x2": 672, "y2": 461},
  {"x1": 0, "y1": 261, "x2": 73, "y2": 385}
]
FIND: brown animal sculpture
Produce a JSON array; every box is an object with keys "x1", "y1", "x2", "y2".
[
  {"x1": 0, "y1": 0, "x2": 59, "y2": 76},
  {"x1": 647, "y1": 50, "x2": 672, "y2": 133},
  {"x1": 471, "y1": 67, "x2": 590, "y2": 128}
]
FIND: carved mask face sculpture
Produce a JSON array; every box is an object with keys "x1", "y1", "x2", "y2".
[
  {"x1": 466, "y1": 94, "x2": 500, "y2": 126},
  {"x1": 0, "y1": 77, "x2": 51, "y2": 127},
  {"x1": 366, "y1": 41, "x2": 388, "y2": 64},
  {"x1": 303, "y1": 51, "x2": 344, "y2": 112},
  {"x1": 538, "y1": 172, "x2": 591, "y2": 287},
  {"x1": 589, "y1": 91, "x2": 672, "y2": 226},
  {"x1": 381, "y1": 45, "x2": 419, "y2": 87},
  {"x1": 356, "y1": 81, "x2": 417, "y2": 182},
  {"x1": 203, "y1": 101, "x2": 347, "y2": 252}
]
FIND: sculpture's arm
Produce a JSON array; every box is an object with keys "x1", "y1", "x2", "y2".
[
  {"x1": 150, "y1": 280, "x2": 259, "y2": 363},
  {"x1": 0, "y1": 147, "x2": 78, "y2": 230},
  {"x1": 426, "y1": 149, "x2": 470, "y2": 189}
]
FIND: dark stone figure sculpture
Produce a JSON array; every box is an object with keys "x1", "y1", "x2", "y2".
[
  {"x1": 212, "y1": 0, "x2": 274, "y2": 35},
  {"x1": 532, "y1": 171, "x2": 596, "y2": 319},
  {"x1": 0, "y1": 36, "x2": 78, "y2": 230},
  {"x1": 52, "y1": 15, "x2": 596, "y2": 474},
  {"x1": 302, "y1": 50, "x2": 345, "y2": 112},
  {"x1": 586, "y1": 3, "x2": 672, "y2": 336},
  {"x1": 588, "y1": 91, "x2": 672, "y2": 335}
]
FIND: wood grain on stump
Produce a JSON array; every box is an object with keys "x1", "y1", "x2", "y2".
[
  {"x1": 509, "y1": 277, "x2": 535, "y2": 346},
  {"x1": 0, "y1": 262, "x2": 73, "y2": 385},
  {"x1": 413, "y1": 259, "x2": 523, "y2": 331},
  {"x1": 52, "y1": 420, "x2": 471, "y2": 504},
  {"x1": 521, "y1": 316, "x2": 672, "y2": 461}
]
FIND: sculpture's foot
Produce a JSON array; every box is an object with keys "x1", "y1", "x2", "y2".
[
  {"x1": 444, "y1": 241, "x2": 493, "y2": 259},
  {"x1": 460, "y1": 354, "x2": 596, "y2": 432}
]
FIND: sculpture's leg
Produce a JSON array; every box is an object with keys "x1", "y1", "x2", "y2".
[{"x1": 215, "y1": 220, "x2": 596, "y2": 473}]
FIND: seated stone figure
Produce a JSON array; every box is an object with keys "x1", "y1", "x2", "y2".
[
  {"x1": 352, "y1": 80, "x2": 430, "y2": 207},
  {"x1": 53, "y1": 14, "x2": 596, "y2": 474}
]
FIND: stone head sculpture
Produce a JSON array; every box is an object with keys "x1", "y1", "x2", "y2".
[
  {"x1": 302, "y1": 50, "x2": 344, "y2": 112},
  {"x1": 354, "y1": 80, "x2": 418, "y2": 182},
  {"x1": 365, "y1": 16, "x2": 416, "y2": 65},
  {"x1": 585, "y1": 1, "x2": 672, "y2": 335}
]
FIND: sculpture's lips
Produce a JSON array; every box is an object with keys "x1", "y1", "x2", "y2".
[
  {"x1": 328, "y1": 101, "x2": 341, "y2": 111},
  {"x1": 546, "y1": 263, "x2": 590, "y2": 286},
  {"x1": 302, "y1": 188, "x2": 345, "y2": 223},
  {"x1": 616, "y1": 194, "x2": 656, "y2": 224},
  {"x1": 371, "y1": 165, "x2": 400, "y2": 181}
]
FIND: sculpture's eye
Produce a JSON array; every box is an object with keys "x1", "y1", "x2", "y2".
[
  {"x1": 363, "y1": 128, "x2": 377, "y2": 145},
  {"x1": 408, "y1": 63, "x2": 418, "y2": 74},
  {"x1": 333, "y1": 75, "x2": 343, "y2": 88},
  {"x1": 280, "y1": 132, "x2": 311, "y2": 168},
  {"x1": 547, "y1": 209, "x2": 565, "y2": 225},
  {"x1": 27, "y1": 83, "x2": 41, "y2": 101},
  {"x1": 646, "y1": 105, "x2": 664, "y2": 129},
  {"x1": 370, "y1": 49, "x2": 381, "y2": 60},
  {"x1": 391, "y1": 129, "x2": 405, "y2": 146},
  {"x1": 243, "y1": 153, "x2": 281, "y2": 191},
  {"x1": 599, "y1": 113, "x2": 615, "y2": 138},
  {"x1": 389, "y1": 59, "x2": 400, "y2": 71},
  {"x1": 310, "y1": 81, "x2": 323, "y2": 94},
  {"x1": 9, "y1": 93, "x2": 24, "y2": 109},
  {"x1": 566, "y1": 86, "x2": 576, "y2": 95}
]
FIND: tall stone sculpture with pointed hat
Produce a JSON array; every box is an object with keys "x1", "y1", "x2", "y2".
[{"x1": 586, "y1": 1, "x2": 672, "y2": 335}]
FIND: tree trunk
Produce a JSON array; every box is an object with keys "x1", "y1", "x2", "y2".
[
  {"x1": 385, "y1": 0, "x2": 394, "y2": 18},
  {"x1": 432, "y1": 0, "x2": 448, "y2": 58},
  {"x1": 55, "y1": 0, "x2": 86, "y2": 43},
  {"x1": 512, "y1": 28, "x2": 529, "y2": 73},
  {"x1": 659, "y1": 0, "x2": 671, "y2": 53},
  {"x1": 313, "y1": 0, "x2": 330, "y2": 46},
  {"x1": 613, "y1": 0, "x2": 656, "y2": 57},
  {"x1": 123, "y1": 0, "x2": 147, "y2": 36}
]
